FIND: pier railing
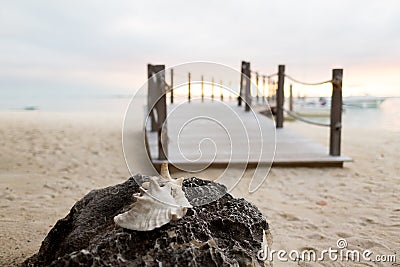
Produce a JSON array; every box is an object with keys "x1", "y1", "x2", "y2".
[
  {"x1": 146, "y1": 61, "x2": 344, "y2": 161},
  {"x1": 243, "y1": 62, "x2": 343, "y2": 157}
]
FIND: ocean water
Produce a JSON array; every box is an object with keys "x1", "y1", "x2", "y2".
[
  {"x1": 0, "y1": 91, "x2": 399, "y2": 132},
  {"x1": 342, "y1": 98, "x2": 400, "y2": 132},
  {"x1": 292, "y1": 97, "x2": 400, "y2": 132},
  {"x1": 0, "y1": 90, "x2": 137, "y2": 114}
]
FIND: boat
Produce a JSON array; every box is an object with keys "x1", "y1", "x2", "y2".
[
  {"x1": 23, "y1": 106, "x2": 39, "y2": 111},
  {"x1": 343, "y1": 96, "x2": 386, "y2": 108}
]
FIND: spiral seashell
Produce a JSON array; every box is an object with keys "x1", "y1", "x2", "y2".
[{"x1": 114, "y1": 176, "x2": 191, "y2": 231}]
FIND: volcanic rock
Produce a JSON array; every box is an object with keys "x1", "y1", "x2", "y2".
[{"x1": 24, "y1": 175, "x2": 270, "y2": 266}]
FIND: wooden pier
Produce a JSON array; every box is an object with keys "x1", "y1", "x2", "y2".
[
  {"x1": 145, "y1": 62, "x2": 352, "y2": 171},
  {"x1": 146, "y1": 100, "x2": 351, "y2": 169}
]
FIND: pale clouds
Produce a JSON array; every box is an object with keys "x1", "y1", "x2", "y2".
[{"x1": 1, "y1": 0, "x2": 399, "y2": 95}]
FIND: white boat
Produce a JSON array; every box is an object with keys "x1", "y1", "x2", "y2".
[{"x1": 343, "y1": 96, "x2": 386, "y2": 108}]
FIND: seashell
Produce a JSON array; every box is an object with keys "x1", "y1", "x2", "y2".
[
  {"x1": 141, "y1": 181, "x2": 150, "y2": 190},
  {"x1": 158, "y1": 163, "x2": 190, "y2": 208},
  {"x1": 160, "y1": 162, "x2": 172, "y2": 180},
  {"x1": 140, "y1": 162, "x2": 181, "y2": 190},
  {"x1": 168, "y1": 178, "x2": 191, "y2": 208},
  {"x1": 114, "y1": 173, "x2": 192, "y2": 231}
]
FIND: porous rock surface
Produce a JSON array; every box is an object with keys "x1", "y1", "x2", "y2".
[{"x1": 24, "y1": 175, "x2": 270, "y2": 266}]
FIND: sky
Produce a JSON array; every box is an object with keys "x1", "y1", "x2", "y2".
[{"x1": 1, "y1": 0, "x2": 400, "y2": 97}]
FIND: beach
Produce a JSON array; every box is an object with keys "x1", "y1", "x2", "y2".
[
  {"x1": 0, "y1": 108, "x2": 399, "y2": 266},
  {"x1": 3, "y1": 0, "x2": 400, "y2": 265}
]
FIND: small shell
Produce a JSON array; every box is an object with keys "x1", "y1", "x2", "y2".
[{"x1": 114, "y1": 176, "x2": 191, "y2": 231}]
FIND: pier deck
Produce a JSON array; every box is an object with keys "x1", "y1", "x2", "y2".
[{"x1": 146, "y1": 100, "x2": 352, "y2": 169}]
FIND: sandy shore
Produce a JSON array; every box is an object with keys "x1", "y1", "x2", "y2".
[{"x1": 0, "y1": 110, "x2": 399, "y2": 266}]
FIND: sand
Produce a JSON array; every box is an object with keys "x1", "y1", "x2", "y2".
[{"x1": 0, "y1": 110, "x2": 399, "y2": 266}]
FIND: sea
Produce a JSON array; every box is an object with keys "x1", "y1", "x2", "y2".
[
  {"x1": 287, "y1": 96, "x2": 400, "y2": 132},
  {"x1": 341, "y1": 97, "x2": 400, "y2": 132},
  {"x1": 0, "y1": 90, "x2": 399, "y2": 132}
]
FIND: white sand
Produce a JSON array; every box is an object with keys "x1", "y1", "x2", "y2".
[{"x1": 0, "y1": 110, "x2": 399, "y2": 266}]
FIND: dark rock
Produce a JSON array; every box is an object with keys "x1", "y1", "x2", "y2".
[{"x1": 24, "y1": 175, "x2": 270, "y2": 266}]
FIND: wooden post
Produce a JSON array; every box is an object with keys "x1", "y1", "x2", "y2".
[
  {"x1": 243, "y1": 61, "x2": 251, "y2": 111},
  {"x1": 147, "y1": 64, "x2": 167, "y2": 160},
  {"x1": 330, "y1": 69, "x2": 343, "y2": 156},
  {"x1": 276, "y1": 65, "x2": 285, "y2": 128},
  {"x1": 262, "y1": 75, "x2": 266, "y2": 103},
  {"x1": 170, "y1": 68, "x2": 174, "y2": 104},
  {"x1": 256, "y1": 72, "x2": 259, "y2": 104},
  {"x1": 220, "y1": 80, "x2": 223, "y2": 101},
  {"x1": 272, "y1": 80, "x2": 277, "y2": 102},
  {"x1": 147, "y1": 64, "x2": 166, "y2": 132},
  {"x1": 289, "y1": 84, "x2": 293, "y2": 111},
  {"x1": 238, "y1": 62, "x2": 245, "y2": 106},
  {"x1": 201, "y1": 75, "x2": 204, "y2": 102},
  {"x1": 188, "y1": 72, "x2": 191, "y2": 103},
  {"x1": 211, "y1": 77, "x2": 215, "y2": 101}
]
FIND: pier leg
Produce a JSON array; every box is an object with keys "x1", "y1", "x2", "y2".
[
  {"x1": 330, "y1": 69, "x2": 343, "y2": 156},
  {"x1": 147, "y1": 64, "x2": 166, "y2": 132},
  {"x1": 276, "y1": 65, "x2": 285, "y2": 128},
  {"x1": 147, "y1": 64, "x2": 167, "y2": 160},
  {"x1": 188, "y1": 72, "x2": 191, "y2": 103},
  {"x1": 201, "y1": 75, "x2": 204, "y2": 102},
  {"x1": 289, "y1": 84, "x2": 293, "y2": 111},
  {"x1": 238, "y1": 62, "x2": 244, "y2": 106},
  {"x1": 170, "y1": 68, "x2": 174, "y2": 104},
  {"x1": 256, "y1": 72, "x2": 259, "y2": 104},
  {"x1": 211, "y1": 77, "x2": 214, "y2": 101},
  {"x1": 242, "y1": 61, "x2": 251, "y2": 111},
  {"x1": 262, "y1": 76, "x2": 266, "y2": 104},
  {"x1": 220, "y1": 80, "x2": 223, "y2": 101}
]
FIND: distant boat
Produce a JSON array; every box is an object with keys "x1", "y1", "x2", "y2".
[
  {"x1": 24, "y1": 106, "x2": 39, "y2": 111},
  {"x1": 343, "y1": 96, "x2": 386, "y2": 108}
]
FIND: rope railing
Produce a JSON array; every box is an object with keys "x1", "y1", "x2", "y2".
[
  {"x1": 250, "y1": 70, "x2": 278, "y2": 79},
  {"x1": 283, "y1": 108, "x2": 330, "y2": 127},
  {"x1": 284, "y1": 74, "x2": 332, "y2": 86},
  {"x1": 148, "y1": 62, "x2": 344, "y2": 159}
]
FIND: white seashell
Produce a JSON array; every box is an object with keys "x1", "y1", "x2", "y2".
[
  {"x1": 143, "y1": 162, "x2": 186, "y2": 204},
  {"x1": 141, "y1": 181, "x2": 150, "y2": 190},
  {"x1": 168, "y1": 178, "x2": 191, "y2": 208},
  {"x1": 114, "y1": 175, "x2": 192, "y2": 231}
]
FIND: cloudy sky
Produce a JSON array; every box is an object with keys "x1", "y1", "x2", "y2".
[{"x1": 1, "y1": 0, "x2": 399, "y2": 97}]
